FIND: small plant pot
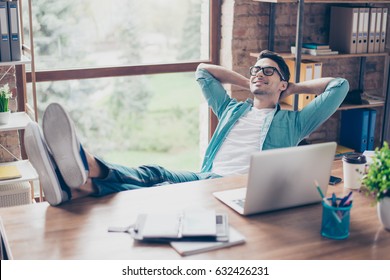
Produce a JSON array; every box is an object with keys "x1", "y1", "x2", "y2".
[
  {"x1": 377, "y1": 197, "x2": 390, "y2": 231},
  {"x1": 0, "y1": 110, "x2": 11, "y2": 125}
]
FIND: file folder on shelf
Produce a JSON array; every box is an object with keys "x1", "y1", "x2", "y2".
[
  {"x1": 362, "y1": 7, "x2": 369, "y2": 53},
  {"x1": 7, "y1": 0, "x2": 21, "y2": 61},
  {"x1": 357, "y1": 7, "x2": 369, "y2": 53},
  {"x1": 367, "y1": 109, "x2": 377, "y2": 150},
  {"x1": 312, "y1": 61, "x2": 322, "y2": 99},
  {"x1": 339, "y1": 109, "x2": 370, "y2": 153},
  {"x1": 375, "y1": 7, "x2": 382, "y2": 53},
  {"x1": 0, "y1": 0, "x2": 11, "y2": 61},
  {"x1": 368, "y1": 7, "x2": 377, "y2": 53},
  {"x1": 284, "y1": 59, "x2": 315, "y2": 110},
  {"x1": 329, "y1": 6, "x2": 359, "y2": 54},
  {"x1": 380, "y1": 7, "x2": 388, "y2": 53}
]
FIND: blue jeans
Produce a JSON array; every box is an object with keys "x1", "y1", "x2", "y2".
[{"x1": 91, "y1": 157, "x2": 221, "y2": 197}]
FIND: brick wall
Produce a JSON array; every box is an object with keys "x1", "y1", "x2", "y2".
[
  {"x1": 0, "y1": 66, "x2": 21, "y2": 163},
  {"x1": 220, "y1": 0, "x2": 389, "y2": 147}
]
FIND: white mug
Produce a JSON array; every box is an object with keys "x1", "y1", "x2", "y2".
[{"x1": 342, "y1": 153, "x2": 367, "y2": 190}]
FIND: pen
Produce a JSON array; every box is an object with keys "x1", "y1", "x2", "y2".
[
  {"x1": 331, "y1": 193, "x2": 337, "y2": 207},
  {"x1": 313, "y1": 180, "x2": 342, "y2": 223},
  {"x1": 339, "y1": 191, "x2": 353, "y2": 208}
]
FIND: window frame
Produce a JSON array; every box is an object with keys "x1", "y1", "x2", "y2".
[{"x1": 24, "y1": 0, "x2": 220, "y2": 82}]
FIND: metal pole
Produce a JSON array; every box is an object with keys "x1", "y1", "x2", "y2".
[{"x1": 293, "y1": 0, "x2": 304, "y2": 111}]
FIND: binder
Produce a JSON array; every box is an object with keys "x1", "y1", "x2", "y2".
[
  {"x1": 313, "y1": 61, "x2": 322, "y2": 79},
  {"x1": 7, "y1": 0, "x2": 21, "y2": 61},
  {"x1": 380, "y1": 7, "x2": 388, "y2": 52},
  {"x1": 357, "y1": 7, "x2": 369, "y2": 53},
  {"x1": 375, "y1": 8, "x2": 382, "y2": 53},
  {"x1": 367, "y1": 109, "x2": 377, "y2": 150},
  {"x1": 368, "y1": 7, "x2": 377, "y2": 53},
  {"x1": 339, "y1": 109, "x2": 370, "y2": 153},
  {"x1": 312, "y1": 61, "x2": 322, "y2": 99},
  {"x1": 284, "y1": 59, "x2": 314, "y2": 110},
  {"x1": 362, "y1": 7, "x2": 370, "y2": 53},
  {"x1": 329, "y1": 6, "x2": 359, "y2": 54},
  {"x1": 0, "y1": 0, "x2": 11, "y2": 61}
]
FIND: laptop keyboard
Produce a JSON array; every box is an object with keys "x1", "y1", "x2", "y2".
[{"x1": 233, "y1": 198, "x2": 245, "y2": 208}]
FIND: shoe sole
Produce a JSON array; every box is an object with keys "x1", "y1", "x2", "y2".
[
  {"x1": 24, "y1": 122, "x2": 63, "y2": 206},
  {"x1": 43, "y1": 103, "x2": 87, "y2": 188}
]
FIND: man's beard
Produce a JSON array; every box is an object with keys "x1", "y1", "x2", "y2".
[{"x1": 252, "y1": 88, "x2": 271, "y2": 96}]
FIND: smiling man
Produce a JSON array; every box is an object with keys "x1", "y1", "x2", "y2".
[
  {"x1": 24, "y1": 50, "x2": 349, "y2": 206},
  {"x1": 197, "y1": 49, "x2": 349, "y2": 176}
]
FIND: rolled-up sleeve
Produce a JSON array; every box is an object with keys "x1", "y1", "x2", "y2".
[
  {"x1": 196, "y1": 68, "x2": 232, "y2": 119},
  {"x1": 297, "y1": 78, "x2": 350, "y2": 139}
]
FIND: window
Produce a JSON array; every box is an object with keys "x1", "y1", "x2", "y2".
[
  {"x1": 36, "y1": 72, "x2": 203, "y2": 171},
  {"x1": 21, "y1": 0, "x2": 219, "y2": 174},
  {"x1": 29, "y1": 0, "x2": 213, "y2": 69}
]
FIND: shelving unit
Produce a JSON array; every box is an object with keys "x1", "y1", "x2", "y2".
[
  {"x1": 0, "y1": 0, "x2": 38, "y2": 204},
  {"x1": 0, "y1": 161, "x2": 38, "y2": 186},
  {"x1": 253, "y1": 0, "x2": 390, "y2": 146},
  {"x1": 0, "y1": 112, "x2": 33, "y2": 132}
]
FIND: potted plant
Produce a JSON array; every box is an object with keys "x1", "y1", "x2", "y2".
[
  {"x1": 362, "y1": 141, "x2": 390, "y2": 230},
  {"x1": 0, "y1": 84, "x2": 12, "y2": 125}
]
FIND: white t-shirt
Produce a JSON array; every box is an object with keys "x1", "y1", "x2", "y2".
[{"x1": 211, "y1": 107, "x2": 273, "y2": 176}]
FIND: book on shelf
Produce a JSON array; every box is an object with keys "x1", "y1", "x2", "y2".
[
  {"x1": 0, "y1": 165, "x2": 22, "y2": 181},
  {"x1": 291, "y1": 46, "x2": 339, "y2": 56},
  {"x1": 302, "y1": 43, "x2": 330, "y2": 50},
  {"x1": 361, "y1": 92, "x2": 385, "y2": 105},
  {"x1": 170, "y1": 227, "x2": 245, "y2": 256}
]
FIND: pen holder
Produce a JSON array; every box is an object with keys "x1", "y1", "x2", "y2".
[{"x1": 321, "y1": 198, "x2": 352, "y2": 240}]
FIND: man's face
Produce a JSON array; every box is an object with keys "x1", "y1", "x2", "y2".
[{"x1": 249, "y1": 58, "x2": 287, "y2": 97}]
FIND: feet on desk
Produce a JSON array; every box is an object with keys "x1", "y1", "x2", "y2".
[
  {"x1": 24, "y1": 122, "x2": 71, "y2": 206},
  {"x1": 42, "y1": 103, "x2": 89, "y2": 188}
]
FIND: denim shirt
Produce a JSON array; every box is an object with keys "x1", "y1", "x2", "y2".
[{"x1": 196, "y1": 68, "x2": 350, "y2": 173}]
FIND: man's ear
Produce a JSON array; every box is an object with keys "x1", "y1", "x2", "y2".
[{"x1": 279, "y1": 81, "x2": 288, "y2": 91}]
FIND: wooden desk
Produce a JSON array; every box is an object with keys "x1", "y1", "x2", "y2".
[{"x1": 0, "y1": 160, "x2": 389, "y2": 259}]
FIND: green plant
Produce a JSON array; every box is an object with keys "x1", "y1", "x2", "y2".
[
  {"x1": 0, "y1": 84, "x2": 11, "y2": 113},
  {"x1": 362, "y1": 141, "x2": 390, "y2": 202}
]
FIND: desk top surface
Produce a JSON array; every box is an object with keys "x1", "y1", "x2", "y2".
[{"x1": 0, "y1": 160, "x2": 389, "y2": 260}]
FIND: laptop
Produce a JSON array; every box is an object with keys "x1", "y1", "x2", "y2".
[{"x1": 213, "y1": 142, "x2": 337, "y2": 216}]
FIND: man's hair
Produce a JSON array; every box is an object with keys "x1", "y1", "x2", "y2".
[{"x1": 257, "y1": 50, "x2": 290, "y2": 82}]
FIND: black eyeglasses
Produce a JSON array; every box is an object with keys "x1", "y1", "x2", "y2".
[{"x1": 249, "y1": 66, "x2": 286, "y2": 81}]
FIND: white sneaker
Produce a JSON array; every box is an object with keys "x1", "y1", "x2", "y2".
[
  {"x1": 24, "y1": 122, "x2": 70, "y2": 206},
  {"x1": 42, "y1": 103, "x2": 89, "y2": 188}
]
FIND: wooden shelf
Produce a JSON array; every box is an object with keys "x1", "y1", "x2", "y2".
[
  {"x1": 0, "y1": 112, "x2": 33, "y2": 132},
  {"x1": 338, "y1": 103, "x2": 385, "y2": 110},
  {"x1": 250, "y1": 52, "x2": 389, "y2": 60},
  {"x1": 0, "y1": 56, "x2": 31, "y2": 67},
  {"x1": 0, "y1": 160, "x2": 38, "y2": 186},
  {"x1": 280, "y1": 102, "x2": 384, "y2": 111}
]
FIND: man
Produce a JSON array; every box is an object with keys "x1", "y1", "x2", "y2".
[{"x1": 25, "y1": 50, "x2": 349, "y2": 206}]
